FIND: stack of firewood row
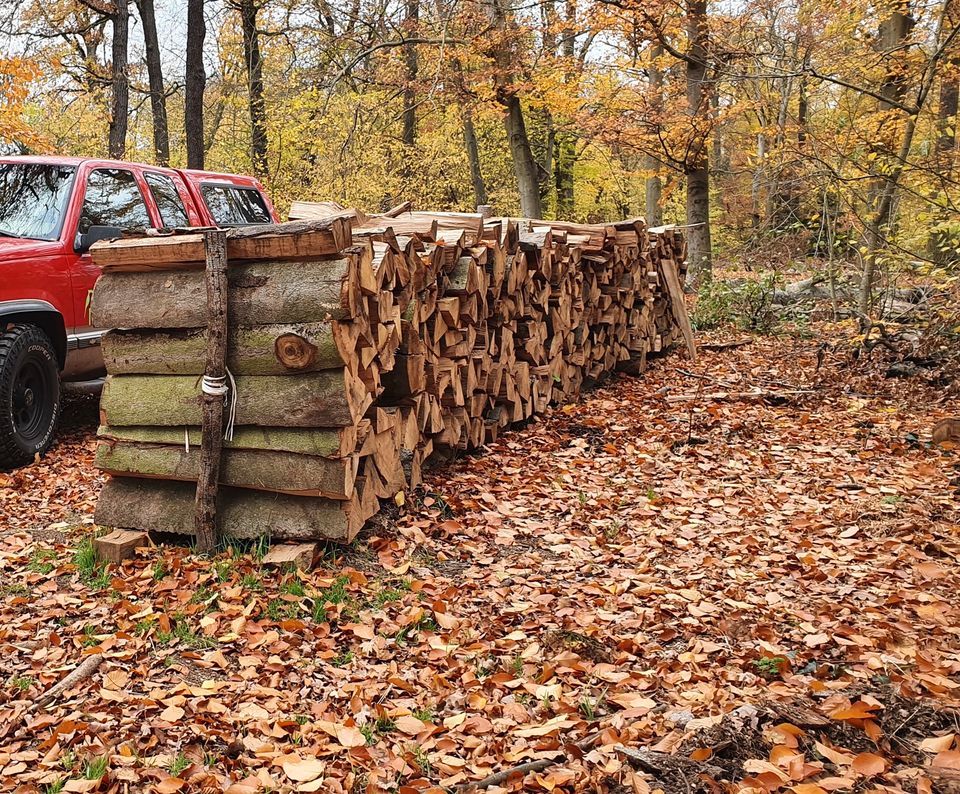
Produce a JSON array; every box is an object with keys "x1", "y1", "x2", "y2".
[{"x1": 90, "y1": 209, "x2": 694, "y2": 544}]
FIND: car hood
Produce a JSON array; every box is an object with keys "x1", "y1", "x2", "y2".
[{"x1": 0, "y1": 238, "x2": 65, "y2": 261}]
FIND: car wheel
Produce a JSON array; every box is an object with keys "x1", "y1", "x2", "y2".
[{"x1": 0, "y1": 324, "x2": 62, "y2": 469}]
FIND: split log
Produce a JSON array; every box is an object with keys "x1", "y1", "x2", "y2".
[
  {"x1": 100, "y1": 370, "x2": 372, "y2": 428},
  {"x1": 97, "y1": 424, "x2": 361, "y2": 458},
  {"x1": 91, "y1": 218, "x2": 354, "y2": 271},
  {"x1": 96, "y1": 477, "x2": 376, "y2": 542},
  {"x1": 96, "y1": 442, "x2": 359, "y2": 499},
  {"x1": 101, "y1": 323, "x2": 353, "y2": 375},
  {"x1": 90, "y1": 255, "x2": 371, "y2": 329}
]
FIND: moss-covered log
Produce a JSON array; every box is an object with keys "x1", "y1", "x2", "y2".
[
  {"x1": 100, "y1": 371, "x2": 372, "y2": 428},
  {"x1": 102, "y1": 323, "x2": 354, "y2": 375},
  {"x1": 96, "y1": 476, "x2": 378, "y2": 542},
  {"x1": 91, "y1": 256, "x2": 370, "y2": 329},
  {"x1": 96, "y1": 442, "x2": 358, "y2": 499},
  {"x1": 97, "y1": 423, "x2": 362, "y2": 457}
]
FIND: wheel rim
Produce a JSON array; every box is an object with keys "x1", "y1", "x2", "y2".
[{"x1": 12, "y1": 358, "x2": 50, "y2": 440}]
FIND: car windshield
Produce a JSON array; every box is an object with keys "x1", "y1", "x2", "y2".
[{"x1": 0, "y1": 163, "x2": 76, "y2": 241}]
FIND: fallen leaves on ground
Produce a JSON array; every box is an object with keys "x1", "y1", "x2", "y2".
[{"x1": 0, "y1": 330, "x2": 958, "y2": 793}]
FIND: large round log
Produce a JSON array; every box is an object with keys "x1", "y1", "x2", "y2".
[
  {"x1": 96, "y1": 476, "x2": 378, "y2": 542},
  {"x1": 99, "y1": 371, "x2": 372, "y2": 428},
  {"x1": 96, "y1": 442, "x2": 359, "y2": 499},
  {"x1": 90, "y1": 256, "x2": 369, "y2": 329},
  {"x1": 101, "y1": 323, "x2": 356, "y2": 375}
]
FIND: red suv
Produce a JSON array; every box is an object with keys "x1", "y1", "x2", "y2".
[{"x1": 0, "y1": 155, "x2": 278, "y2": 468}]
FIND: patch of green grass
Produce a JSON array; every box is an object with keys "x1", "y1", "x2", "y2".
[
  {"x1": 395, "y1": 613, "x2": 437, "y2": 645},
  {"x1": 59, "y1": 751, "x2": 75, "y2": 772},
  {"x1": 266, "y1": 598, "x2": 300, "y2": 622},
  {"x1": 372, "y1": 587, "x2": 405, "y2": 607},
  {"x1": 279, "y1": 578, "x2": 305, "y2": 597},
  {"x1": 28, "y1": 548, "x2": 58, "y2": 574},
  {"x1": 10, "y1": 675, "x2": 33, "y2": 692},
  {"x1": 189, "y1": 585, "x2": 218, "y2": 610},
  {"x1": 752, "y1": 655, "x2": 787, "y2": 680},
  {"x1": 311, "y1": 576, "x2": 352, "y2": 622},
  {"x1": 134, "y1": 619, "x2": 154, "y2": 636},
  {"x1": 174, "y1": 619, "x2": 216, "y2": 650},
  {"x1": 412, "y1": 746, "x2": 431, "y2": 777},
  {"x1": 509, "y1": 654, "x2": 524, "y2": 677},
  {"x1": 1, "y1": 582, "x2": 30, "y2": 597},
  {"x1": 360, "y1": 725, "x2": 375, "y2": 745},
  {"x1": 293, "y1": 713, "x2": 310, "y2": 726},
  {"x1": 241, "y1": 573, "x2": 262, "y2": 591},
  {"x1": 152, "y1": 560, "x2": 168, "y2": 581},
  {"x1": 72, "y1": 538, "x2": 111, "y2": 590},
  {"x1": 82, "y1": 756, "x2": 108, "y2": 780},
  {"x1": 169, "y1": 753, "x2": 190, "y2": 776},
  {"x1": 213, "y1": 561, "x2": 234, "y2": 582},
  {"x1": 44, "y1": 780, "x2": 65, "y2": 794},
  {"x1": 374, "y1": 715, "x2": 396, "y2": 734},
  {"x1": 412, "y1": 707, "x2": 434, "y2": 722},
  {"x1": 579, "y1": 693, "x2": 604, "y2": 720},
  {"x1": 81, "y1": 625, "x2": 99, "y2": 647},
  {"x1": 331, "y1": 650, "x2": 354, "y2": 667}
]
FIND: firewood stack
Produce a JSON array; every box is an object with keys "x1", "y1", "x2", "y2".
[{"x1": 90, "y1": 209, "x2": 692, "y2": 544}]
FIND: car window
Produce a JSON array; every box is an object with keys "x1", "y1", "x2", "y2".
[
  {"x1": 79, "y1": 169, "x2": 152, "y2": 233},
  {"x1": 0, "y1": 163, "x2": 75, "y2": 241},
  {"x1": 201, "y1": 184, "x2": 271, "y2": 226},
  {"x1": 145, "y1": 172, "x2": 189, "y2": 228}
]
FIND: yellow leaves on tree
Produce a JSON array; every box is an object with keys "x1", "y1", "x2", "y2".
[{"x1": 0, "y1": 58, "x2": 45, "y2": 150}]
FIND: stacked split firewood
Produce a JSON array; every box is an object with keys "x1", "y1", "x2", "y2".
[{"x1": 91, "y1": 209, "x2": 693, "y2": 543}]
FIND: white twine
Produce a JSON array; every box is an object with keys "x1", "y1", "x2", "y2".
[{"x1": 200, "y1": 367, "x2": 238, "y2": 441}]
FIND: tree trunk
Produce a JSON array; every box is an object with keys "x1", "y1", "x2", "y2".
[
  {"x1": 645, "y1": 45, "x2": 664, "y2": 225},
  {"x1": 928, "y1": 0, "x2": 958, "y2": 262},
  {"x1": 135, "y1": 0, "x2": 169, "y2": 165},
  {"x1": 684, "y1": 0, "x2": 712, "y2": 282},
  {"x1": 185, "y1": 0, "x2": 206, "y2": 169},
  {"x1": 463, "y1": 109, "x2": 488, "y2": 206},
  {"x1": 108, "y1": 0, "x2": 129, "y2": 159},
  {"x1": 238, "y1": 0, "x2": 268, "y2": 177},
  {"x1": 555, "y1": 133, "x2": 576, "y2": 218},
  {"x1": 502, "y1": 93, "x2": 543, "y2": 218},
  {"x1": 402, "y1": 0, "x2": 419, "y2": 147}
]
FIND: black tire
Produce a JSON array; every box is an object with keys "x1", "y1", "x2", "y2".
[{"x1": 0, "y1": 324, "x2": 62, "y2": 469}]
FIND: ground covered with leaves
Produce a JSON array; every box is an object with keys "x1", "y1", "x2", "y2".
[{"x1": 1, "y1": 327, "x2": 959, "y2": 794}]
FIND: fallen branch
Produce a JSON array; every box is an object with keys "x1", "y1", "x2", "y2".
[
  {"x1": 665, "y1": 388, "x2": 814, "y2": 404},
  {"x1": 700, "y1": 339, "x2": 753, "y2": 351},
  {"x1": 33, "y1": 653, "x2": 103, "y2": 710}
]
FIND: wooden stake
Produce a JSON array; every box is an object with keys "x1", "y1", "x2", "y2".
[{"x1": 194, "y1": 229, "x2": 229, "y2": 552}]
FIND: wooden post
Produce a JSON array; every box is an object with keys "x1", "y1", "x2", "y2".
[
  {"x1": 194, "y1": 229, "x2": 229, "y2": 552},
  {"x1": 477, "y1": 204, "x2": 493, "y2": 219}
]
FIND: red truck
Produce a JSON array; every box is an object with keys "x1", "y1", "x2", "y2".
[{"x1": 0, "y1": 155, "x2": 278, "y2": 468}]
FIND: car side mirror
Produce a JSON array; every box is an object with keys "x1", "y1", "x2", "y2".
[{"x1": 75, "y1": 225, "x2": 124, "y2": 254}]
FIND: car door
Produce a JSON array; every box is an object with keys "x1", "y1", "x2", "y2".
[{"x1": 69, "y1": 166, "x2": 155, "y2": 341}]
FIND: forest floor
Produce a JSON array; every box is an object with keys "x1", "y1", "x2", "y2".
[{"x1": 1, "y1": 324, "x2": 959, "y2": 794}]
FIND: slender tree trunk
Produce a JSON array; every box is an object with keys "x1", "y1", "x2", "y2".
[
  {"x1": 237, "y1": 0, "x2": 268, "y2": 178},
  {"x1": 402, "y1": 0, "x2": 419, "y2": 147},
  {"x1": 861, "y1": 1, "x2": 914, "y2": 313},
  {"x1": 108, "y1": 0, "x2": 129, "y2": 159},
  {"x1": 645, "y1": 44, "x2": 663, "y2": 225},
  {"x1": 555, "y1": 134, "x2": 576, "y2": 218},
  {"x1": 136, "y1": 0, "x2": 169, "y2": 165},
  {"x1": 685, "y1": 0, "x2": 712, "y2": 282},
  {"x1": 185, "y1": 0, "x2": 206, "y2": 170},
  {"x1": 752, "y1": 132, "x2": 766, "y2": 228},
  {"x1": 928, "y1": 0, "x2": 958, "y2": 261},
  {"x1": 501, "y1": 93, "x2": 543, "y2": 218},
  {"x1": 463, "y1": 109, "x2": 488, "y2": 207}
]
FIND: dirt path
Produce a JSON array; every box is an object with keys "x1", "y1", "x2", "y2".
[{"x1": 0, "y1": 335, "x2": 958, "y2": 793}]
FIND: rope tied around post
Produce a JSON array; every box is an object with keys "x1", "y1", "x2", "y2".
[{"x1": 200, "y1": 368, "x2": 238, "y2": 441}]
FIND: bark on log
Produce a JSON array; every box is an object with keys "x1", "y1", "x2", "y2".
[
  {"x1": 97, "y1": 424, "x2": 361, "y2": 458},
  {"x1": 90, "y1": 256, "x2": 370, "y2": 329},
  {"x1": 96, "y1": 477, "x2": 377, "y2": 542},
  {"x1": 90, "y1": 218, "x2": 354, "y2": 270},
  {"x1": 96, "y1": 442, "x2": 359, "y2": 499},
  {"x1": 101, "y1": 323, "x2": 352, "y2": 375},
  {"x1": 100, "y1": 371, "x2": 372, "y2": 428}
]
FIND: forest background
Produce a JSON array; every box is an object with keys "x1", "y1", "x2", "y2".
[{"x1": 1, "y1": 0, "x2": 958, "y2": 316}]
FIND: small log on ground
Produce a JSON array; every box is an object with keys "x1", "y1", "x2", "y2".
[
  {"x1": 93, "y1": 529, "x2": 149, "y2": 564},
  {"x1": 96, "y1": 442, "x2": 359, "y2": 499},
  {"x1": 96, "y1": 477, "x2": 377, "y2": 542},
  {"x1": 100, "y1": 370, "x2": 372, "y2": 428},
  {"x1": 102, "y1": 323, "x2": 354, "y2": 375},
  {"x1": 262, "y1": 543, "x2": 320, "y2": 569}
]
